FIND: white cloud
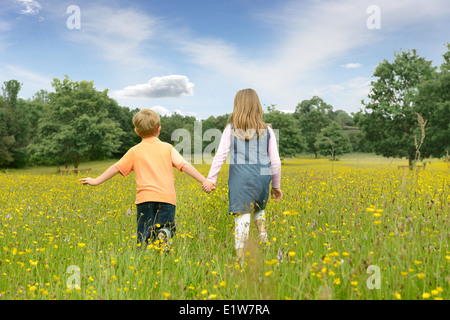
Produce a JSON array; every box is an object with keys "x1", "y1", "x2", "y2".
[
  {"x1": 111, "y1": 75, "x2": 194, "y2": 99},
  {"x1": 310, "y1": 77, "x2": 371, "y2": 113},
  {"x1": 15, "y1": 0, "x2": 41, "y2": 15},
  {"x1": 173, "y1": 0, "x2": 450, "y2": 111},
  {"x1": 0, "y1": 64, "x2": 52, "y2": 98},
  {"x1": 344, "y1": 63, "x2": 362, "y2": 69},
  {"x1": 64, "y1": 5, "x2": 158, "y2": 67},
  {"x1": 150, "y1": 105, "x2": 171, "y2": 116}
]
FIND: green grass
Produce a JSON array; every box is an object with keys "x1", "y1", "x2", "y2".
[{"x1": 0, "y1": 154, "x2": 448, "y2": 300}]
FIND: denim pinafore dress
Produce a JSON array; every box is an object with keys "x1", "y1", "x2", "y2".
[{"x1": 228, "y1": 124, "x2": 272, "y2": 214}]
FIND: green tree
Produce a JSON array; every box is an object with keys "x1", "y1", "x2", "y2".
[
  {"x1": 415, "y1": 44, "x2": 450, "y2": 158},
  {"x1": 355, "y1": 49, "x2": 436, "y2": 166},
  {"x1": 294, "y1": 96, "x2": 333, "y2": 157},
  {"x1": 0, "y1": 80, "x2": 31, "y2": 167},
  {"x1": 314, "y1": 122, "x2": 352, "y2": 160},
  {"x1": 30, "y1": 76, "x2": 124, "y2": 169},
  {"x1": 264, "y1": 105, "x2": 307, "y2": 157}
]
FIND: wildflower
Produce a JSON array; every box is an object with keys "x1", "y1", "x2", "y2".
[
  {"x1": 422, "y1": 292, "x2": 430, "y2": 299},
  {"x1": 288, "y1": 251, "x2": 296, "y2": 257},
  {"x1": 417, "y1": 273, "x2": 425, "y2": 279},
  {"x1": 265, "y1": 271, "x2": 273, "y2": 277},
  {"x1": 77, "y1": 243, "x2": 86, "y2": 248},
  {"x1": 163, "y1": 292, "x2": 170, "y2": 298},
  {"x1": 350, "y1": 281, "x2": 358, "y2": 286},
  {"x1": 333, "y1": 278, "x2": 341, "y2": 285},
  {"x1": 394, "y1": 292, "x2": 402, "y2": 300},
  {"x1": 264, "y1": 259, "x2": 277, "y2": 265},
  {"x1": 201, "y1": 289, "x2": 208, "y2": 295},
  {"x1": 29, "y1": 260, "x2": 38, "y2": 266},
  {"x1": 219, "y1": 281, "x2": 226, "y2": 288}
]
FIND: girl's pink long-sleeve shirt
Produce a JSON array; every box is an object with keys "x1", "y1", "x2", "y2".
[{"x1": 206, "y1": 124, "x2": 282, "y2": 188}]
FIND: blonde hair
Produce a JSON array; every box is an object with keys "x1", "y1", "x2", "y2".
[
  {"x1": 133, "y1": 109, "x2": 160, "y2": 137},
  {"x1": 229, "y1": 88, "x2": 267, "y2": 139}
]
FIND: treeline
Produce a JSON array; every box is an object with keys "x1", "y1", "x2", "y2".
[
  {"x1": 1, "y1": 44, "x2": 449, "y2": 169},
  {"x1": 0, "y1": 77, "x2": 361, "y2": 169}
]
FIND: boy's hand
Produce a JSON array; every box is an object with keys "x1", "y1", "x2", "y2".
[
  {"x1": 78, "y1": 177, "x2": 99, "y2": 186},
  {"x1": 271, "y1": 188, "x2": 282, "y2": 202},
  {"x1": 202, "y1": 179, "x2": 216, "y2": 193}
]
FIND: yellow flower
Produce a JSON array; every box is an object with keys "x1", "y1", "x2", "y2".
[
  {"x1": 201, "y1": 289, "x2": 208, "y2": 295},
  {"x1": 288, "y1": 251, "x2": 296, "y2": 257},
  {"x1": 350, "y1": 281, "x2": 358, "y2": 286},
  {"x1": 219, "y1": 281, "x2": 226, "y2": 288},
  {"x1": 329, "y1": 251, "x2": 339, "y2": 257},
  {"x1": 29, "y1": 285, "x2": 37, "y2": 293},
  {"x1": 77, "y1": 243, "x2": 86, "y2": 248},
  {"x1": 333, "y1": 278, "x2": 341, "y2": 285},
  {"x1": 366, "y1": 208, "x2": 375, "y2": 212},
  {"x1": 431, "y1": 289, "x2": 439, "y2": 296},
  {"x1": 417, "y1": 273, "x2": 425, "y2": 279},
  {"x1": 413, "y1": 260, "x2": 422, "y2": 265},
  {"x1": 265, "y1": 270, "x2": 273, "y2": 277},
  {"x1": 394, "y1": 292, "x2": 402, "y2": 300},
  {"x1": 422, "y1": 292, "x2": 430, "y2": 299},
  {"x1": 162, "y1": 292, "x2": 170, "y2": 298},
  {"x1": 29, "y1": 260, "x2": 38, "y2": 266},
  {"x1": 264, "y1": 259, "x2": 277, "y2": 265}
]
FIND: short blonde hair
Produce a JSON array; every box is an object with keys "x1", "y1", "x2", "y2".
[{"x1": 133, "y1": 109, "x2": 160, "y2": 137}]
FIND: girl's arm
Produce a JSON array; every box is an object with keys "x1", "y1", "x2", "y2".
[
  {"x1": 268, "y1": 126, "x2": 281, "y2": 189},
  {"x1": 79, "y1": 164, "x2": 119, "y2": 186},
  {"x1": 207, "y1": 124, "x2": 231, "y2": 183}
]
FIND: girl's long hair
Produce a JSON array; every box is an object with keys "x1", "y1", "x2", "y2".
[{"x1": 229, "y1": 88, "x2": 267, "y2": 140}]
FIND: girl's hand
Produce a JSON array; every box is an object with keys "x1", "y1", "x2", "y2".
[
  {"x1": 271, "y1": 188, "x2": 282, "y2": 202},
  {"x1": 202, "y1": 179, "x2": 216, "y2": 193}
]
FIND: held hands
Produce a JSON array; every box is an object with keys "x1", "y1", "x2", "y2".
[
  {"x1": 202, "y1": 179, "x2": 216, "y2": 194},
  {"x1": 271, "y1": 188, "x2": 283, "y2": 202}
]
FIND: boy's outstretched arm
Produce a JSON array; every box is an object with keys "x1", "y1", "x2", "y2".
[
  {"x1": 79, "y1": 164, "x2": 119, "y2": 186},
  {"x1": 181, "y1": 162, "x2": 215, "y2": 193}
]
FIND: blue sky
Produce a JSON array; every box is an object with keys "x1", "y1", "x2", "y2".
[{"x1": 0, "y1": 0, "x2": 449, "y2": 119}]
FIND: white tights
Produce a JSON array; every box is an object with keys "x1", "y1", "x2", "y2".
[{"x1": 234, "y1": 210, "x2": 266, "y2": 250}]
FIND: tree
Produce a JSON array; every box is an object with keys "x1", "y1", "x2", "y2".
[
  {"x1": 263, "y1": 105, "x2": 307, "y2": 157},
  {"x1": 294, "y1": 96, "x2": 334, "y2": 158},
  {"x1": 30, "y1": 76, "x2": 124, "y2": 169},
  {"x1": 355, "y1": 49, "x2": 436, "y2": 166},
  {"x1": 415, "y1": 44, "x2": 450, "y2": 158},
  {"x1": 314, "y1": 122, "x2": 352, "y2": 160},
  {"x1": 0, "y1": 80, "x2": 31, "y2": 168}
]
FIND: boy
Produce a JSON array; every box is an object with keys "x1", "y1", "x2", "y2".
[{"x1": 79, "y1": 109, "x2": 215, "y2": 248}]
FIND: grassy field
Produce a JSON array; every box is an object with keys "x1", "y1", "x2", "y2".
[{"x1": 0, "y1": 154, "x2": 448, "y2": 300}]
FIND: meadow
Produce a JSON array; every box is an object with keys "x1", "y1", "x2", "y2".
[{"x1": 0, "y1": 154, "x2": 448, "y2": 300}]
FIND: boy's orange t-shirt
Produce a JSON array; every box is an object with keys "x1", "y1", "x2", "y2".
[{"x1": 115, "y1": 136, "x2": 187, "y2": 206}]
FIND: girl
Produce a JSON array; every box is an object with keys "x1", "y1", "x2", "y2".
[{"x1": 205, "y1": 88, "x2": 282, "y2": 260}]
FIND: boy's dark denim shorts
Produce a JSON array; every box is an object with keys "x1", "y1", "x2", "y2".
[{"x1": 136, "y1": 201, "x2": 176, "y2": 245}]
